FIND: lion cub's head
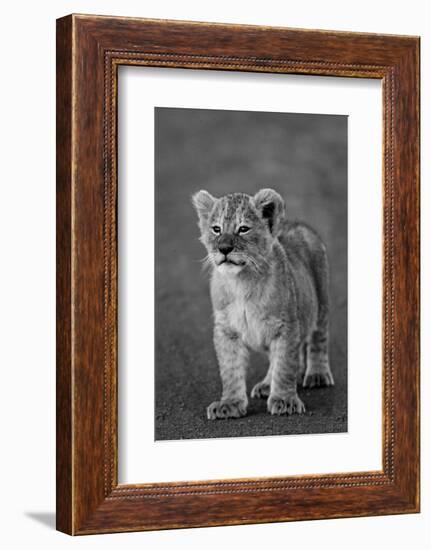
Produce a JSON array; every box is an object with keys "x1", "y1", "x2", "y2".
[{"x1": 192, "y1": 189, "x2": 285, "y2": 276}]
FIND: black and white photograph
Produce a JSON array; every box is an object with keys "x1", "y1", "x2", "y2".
[
  {"x1": 155, "y1": 107, "x2": 347, "y2": 441},
  {"x1": 1, "y1": 1, "x2": 425, "y2": 546}
]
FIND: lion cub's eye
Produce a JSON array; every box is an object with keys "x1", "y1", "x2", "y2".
[
  {"x1": 212, "y1": 225, "x2": 221, "y2": 234},
  {"x1": 238, "y1": 226, "x2": 251, "y2": 234}
]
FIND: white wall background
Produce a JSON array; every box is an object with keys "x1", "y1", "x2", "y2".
[{"x1": 0, "y1": 1, "x2": 427, "y2": 548}]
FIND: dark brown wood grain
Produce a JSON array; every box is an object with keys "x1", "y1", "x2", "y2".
[
  {"x1": 56, "y1": 15, "x2": 73, "y2": 535},
  {"x1": 56, "y1": 14, "x2": 420, "y2": 535}
]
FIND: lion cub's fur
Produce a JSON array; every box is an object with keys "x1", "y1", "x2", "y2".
[{"x1": 192, "y1": 188, "x2": 334, "y2": 419}]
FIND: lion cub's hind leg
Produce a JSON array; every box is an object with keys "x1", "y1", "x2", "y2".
[
  {"x1": 251, "y1": 364, "x2": 272, "y2": 399},
  {"x1": 302, "y1": 233, "x2": 335, "y2": 389},
  {"x1": 303, "y1": 327, "x2": 334, "y2": 388}
]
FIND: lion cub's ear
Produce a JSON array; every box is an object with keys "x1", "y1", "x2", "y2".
[
  {"x1": 192, "y1": 190, "x2": 216, "y2": 228},
  {"x1": 253, "y1": 188, "x2": 285, "y2": 236}
]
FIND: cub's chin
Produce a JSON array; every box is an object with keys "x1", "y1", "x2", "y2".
[{"x1": 216, "y1": 261, "x2": 244, "y2": 276}]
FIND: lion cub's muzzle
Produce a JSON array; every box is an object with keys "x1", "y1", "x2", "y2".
[
  {"x1": 217, "y1": 233, "x2": 234, "y2": 257},
  {"x1": 215, "y1": 233, "x2": 243, "y2": 268}
]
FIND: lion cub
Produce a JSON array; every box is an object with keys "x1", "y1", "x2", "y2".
[{"x1": 192, "y1": 188, "x2": 334, "y2": 420}]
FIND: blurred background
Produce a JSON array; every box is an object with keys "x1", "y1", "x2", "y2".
[{"x1": 155, "y1": 107, "x2": 347, "y2": 440}]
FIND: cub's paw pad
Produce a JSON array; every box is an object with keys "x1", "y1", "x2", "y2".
[
  {"x1": 267, "y1": 394, "x2": 306, "y2": 416},
  {"x1": 303, "y1": 369, "x2": 334, "y2": 388},
  {"x1": 251, "y1": 381, "x2": 270, "y2": 399},
  {"x1": 207, "y1": 400, "x2": 247, "y2": 420}
]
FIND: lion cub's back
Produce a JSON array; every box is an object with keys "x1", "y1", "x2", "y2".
[
  {"x1": 279, "y1": 220, "x2": 327, "y2": 271},
  {"x1": 279, "y1": 221, "x2": 329, "y2": 330}
]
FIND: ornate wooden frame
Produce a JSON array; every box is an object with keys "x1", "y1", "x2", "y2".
[{"x1": 56, "y1": 14, "x2": 420, "y2": 535}]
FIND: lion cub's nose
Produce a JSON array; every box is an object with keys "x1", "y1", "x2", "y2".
[
  {"x1": 218, "y1": 234, "x2": 234, "y2": 256},
  {"x1": 219, "y1": 243, "x2": 234, "y2": 256}
]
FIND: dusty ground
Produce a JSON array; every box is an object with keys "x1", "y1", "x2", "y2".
[{"x1": 154, "y1": 107, "x2": 347, "y2": 440}]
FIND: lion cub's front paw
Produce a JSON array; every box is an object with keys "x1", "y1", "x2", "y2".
[
  {"x1": 251, "y1": 380, "x2": 270, "y2": 399},
  {"x1": 207, "y1": 399, "x2": 247, "y2": 420},
  {"x1": 267, "y1": 394, "x2": 306, "y2": 416}
]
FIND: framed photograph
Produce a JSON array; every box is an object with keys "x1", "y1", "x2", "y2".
[{"x1": 56, "y1": 14, "x2": 420, "y2": 535}]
